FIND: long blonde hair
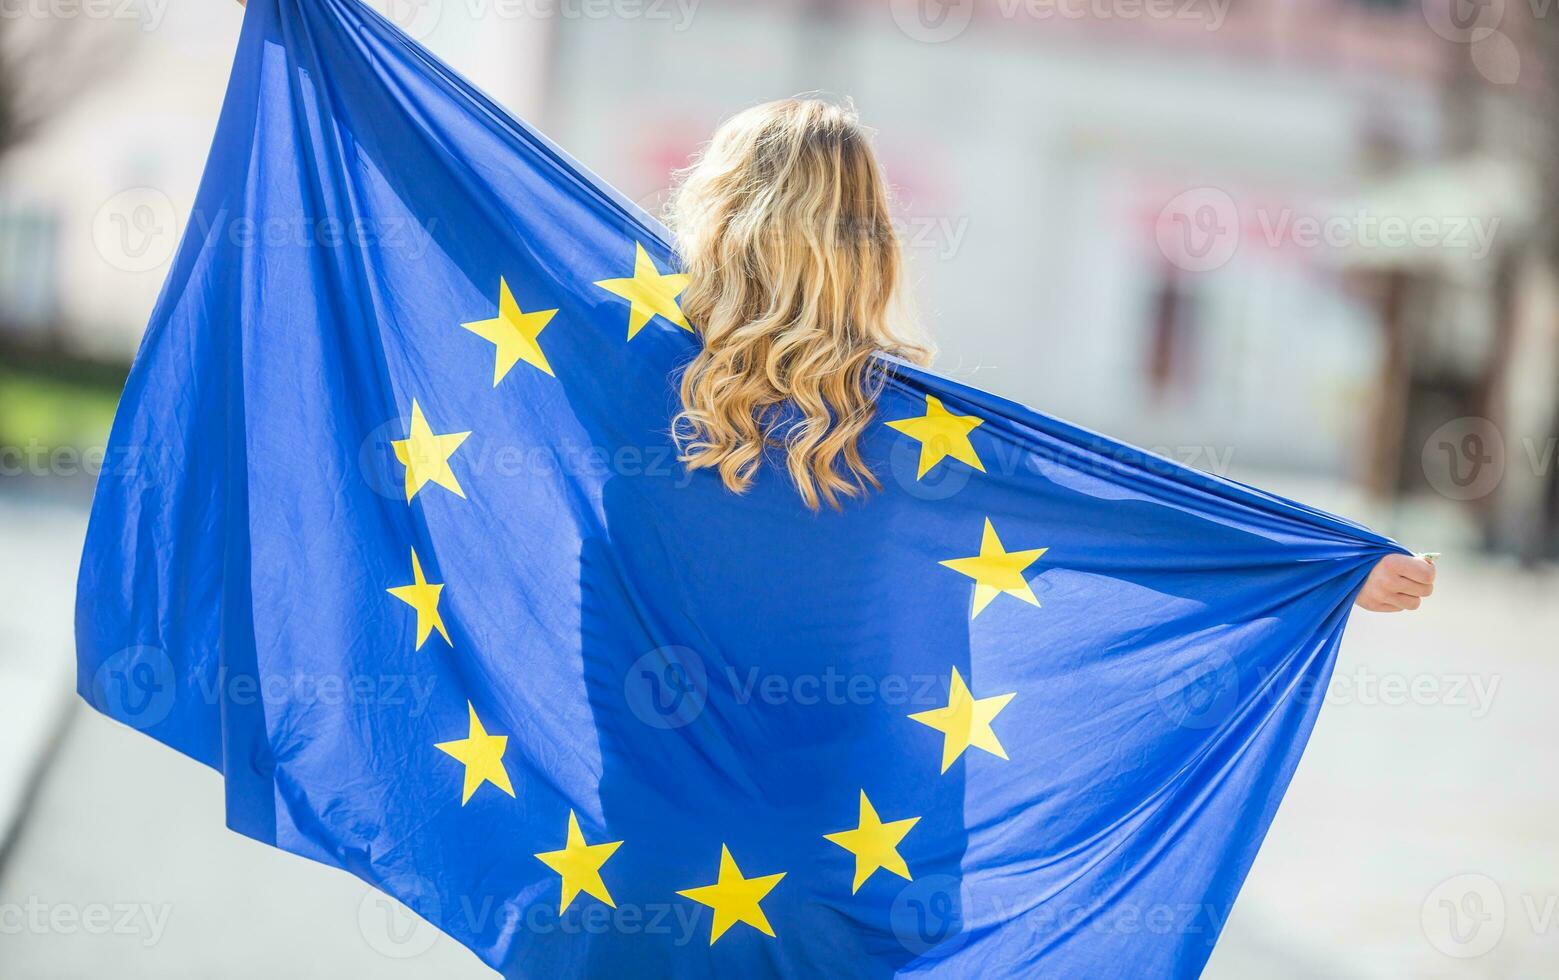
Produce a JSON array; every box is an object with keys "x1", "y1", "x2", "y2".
[{"x1": 666, "y1": 97, "x2": 931, "y2": 510}]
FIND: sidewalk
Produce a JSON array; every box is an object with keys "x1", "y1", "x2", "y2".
[{"x1": 0, "y1": 493, "x2": 85, "y2": 861}]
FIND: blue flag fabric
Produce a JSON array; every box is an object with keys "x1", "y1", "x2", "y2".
[{"x1": 75, "y1": 1, "x2": 1406, "y2": 975}]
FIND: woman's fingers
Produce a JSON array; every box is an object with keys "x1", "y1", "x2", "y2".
[
  {"x1": 1355, "y1": 554, "x2": 1439, "y2": 612},
  {"x1": 1379, "y1": 555, "x2": 1436, "y2": 599},
  {"x1": 1383, "y1": 554, "x2": 1437, "y2": 587},
  {"x1": 1394, "y1": 577, "x2": 1434, "y2": 598},
  {"x1": 1357, "y1": 589, "x2": 1400, "y2": 612}
]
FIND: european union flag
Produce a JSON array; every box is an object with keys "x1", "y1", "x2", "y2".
[{"x1": 76, "y1": 0, "x2": 1406, "y2": 975}]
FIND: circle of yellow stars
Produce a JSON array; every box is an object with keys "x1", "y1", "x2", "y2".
[{"x1": 367, "y1": 239, "x2": 1050, "y2": 946}]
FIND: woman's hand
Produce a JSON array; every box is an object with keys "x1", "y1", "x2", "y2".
[{"x1": 1355, "y1": 554, "x2": 1436, "y2": 612}]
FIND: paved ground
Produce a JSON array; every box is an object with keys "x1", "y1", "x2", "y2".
[
  {"x1": 1, "y1": 486, "x2": 1556, "y2": 977},
  {"x1": 0, "y1": 497, "x2": 81, "y2": 861}
]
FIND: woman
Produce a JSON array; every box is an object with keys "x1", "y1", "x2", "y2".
[{"x1": 664, "y1": 98, "x2": 1435, "y2": 614}]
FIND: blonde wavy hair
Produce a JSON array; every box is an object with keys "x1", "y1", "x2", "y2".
[{"x1": 666, "y1": 97, "x2": 932, "y2": 511}]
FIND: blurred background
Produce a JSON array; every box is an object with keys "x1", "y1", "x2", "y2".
[{"x1": 0, "y1": 0, "x2": 1556, "y2": 976}]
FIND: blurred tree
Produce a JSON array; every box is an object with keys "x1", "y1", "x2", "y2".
[
  {"x1": 0, "y1": 16, "x2": 131, "y2": 155},
  {"x1": 0, "y1": 16, "x2": 134, "y2": 462}
]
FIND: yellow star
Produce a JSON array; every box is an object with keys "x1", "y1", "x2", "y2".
[
  {"x1": 676, "y1": 845, "x2": 785, "y2": 945},
  {"x1": 593, "y1": 241, "x2": 691, "y2": 340},
  {"x1": 534, "y1": 810, "x2": 623, "y2": 912},
  {"x1": 386, "y1": 547, "x2": 451, "y2": 650},
  {"x1": 823, "y1": 791, "x2": 921, "y2": 893},
  {"x1": 939, "y1": 517, "x2": 1048, "y2": 618},
  {"x1": 391, "y1": 400, "x2": 470, "y2": 504},
  {"x1": 434, "y1": 701, "x2": 515, "y2": 805},
  {"x1": 885, "y1": 395, "x2": 986, "y2": 479},
  {"x1": 908, "y1": 667, "x2": 1016, "y2": 774},
  {"x1": 461, "y1": 277, "x2": 557, "y2": 384}
]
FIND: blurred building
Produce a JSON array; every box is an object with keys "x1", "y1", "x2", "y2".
[
  {"x1": 0, "y1": 0, "x2": 550, "y2": 359},
  {"x1": 3, "y1": 0, "x2": 1555, "y2": 550},
  {"x1": 545, "y1": 0, "x2": 1458, "y2": 476}
]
